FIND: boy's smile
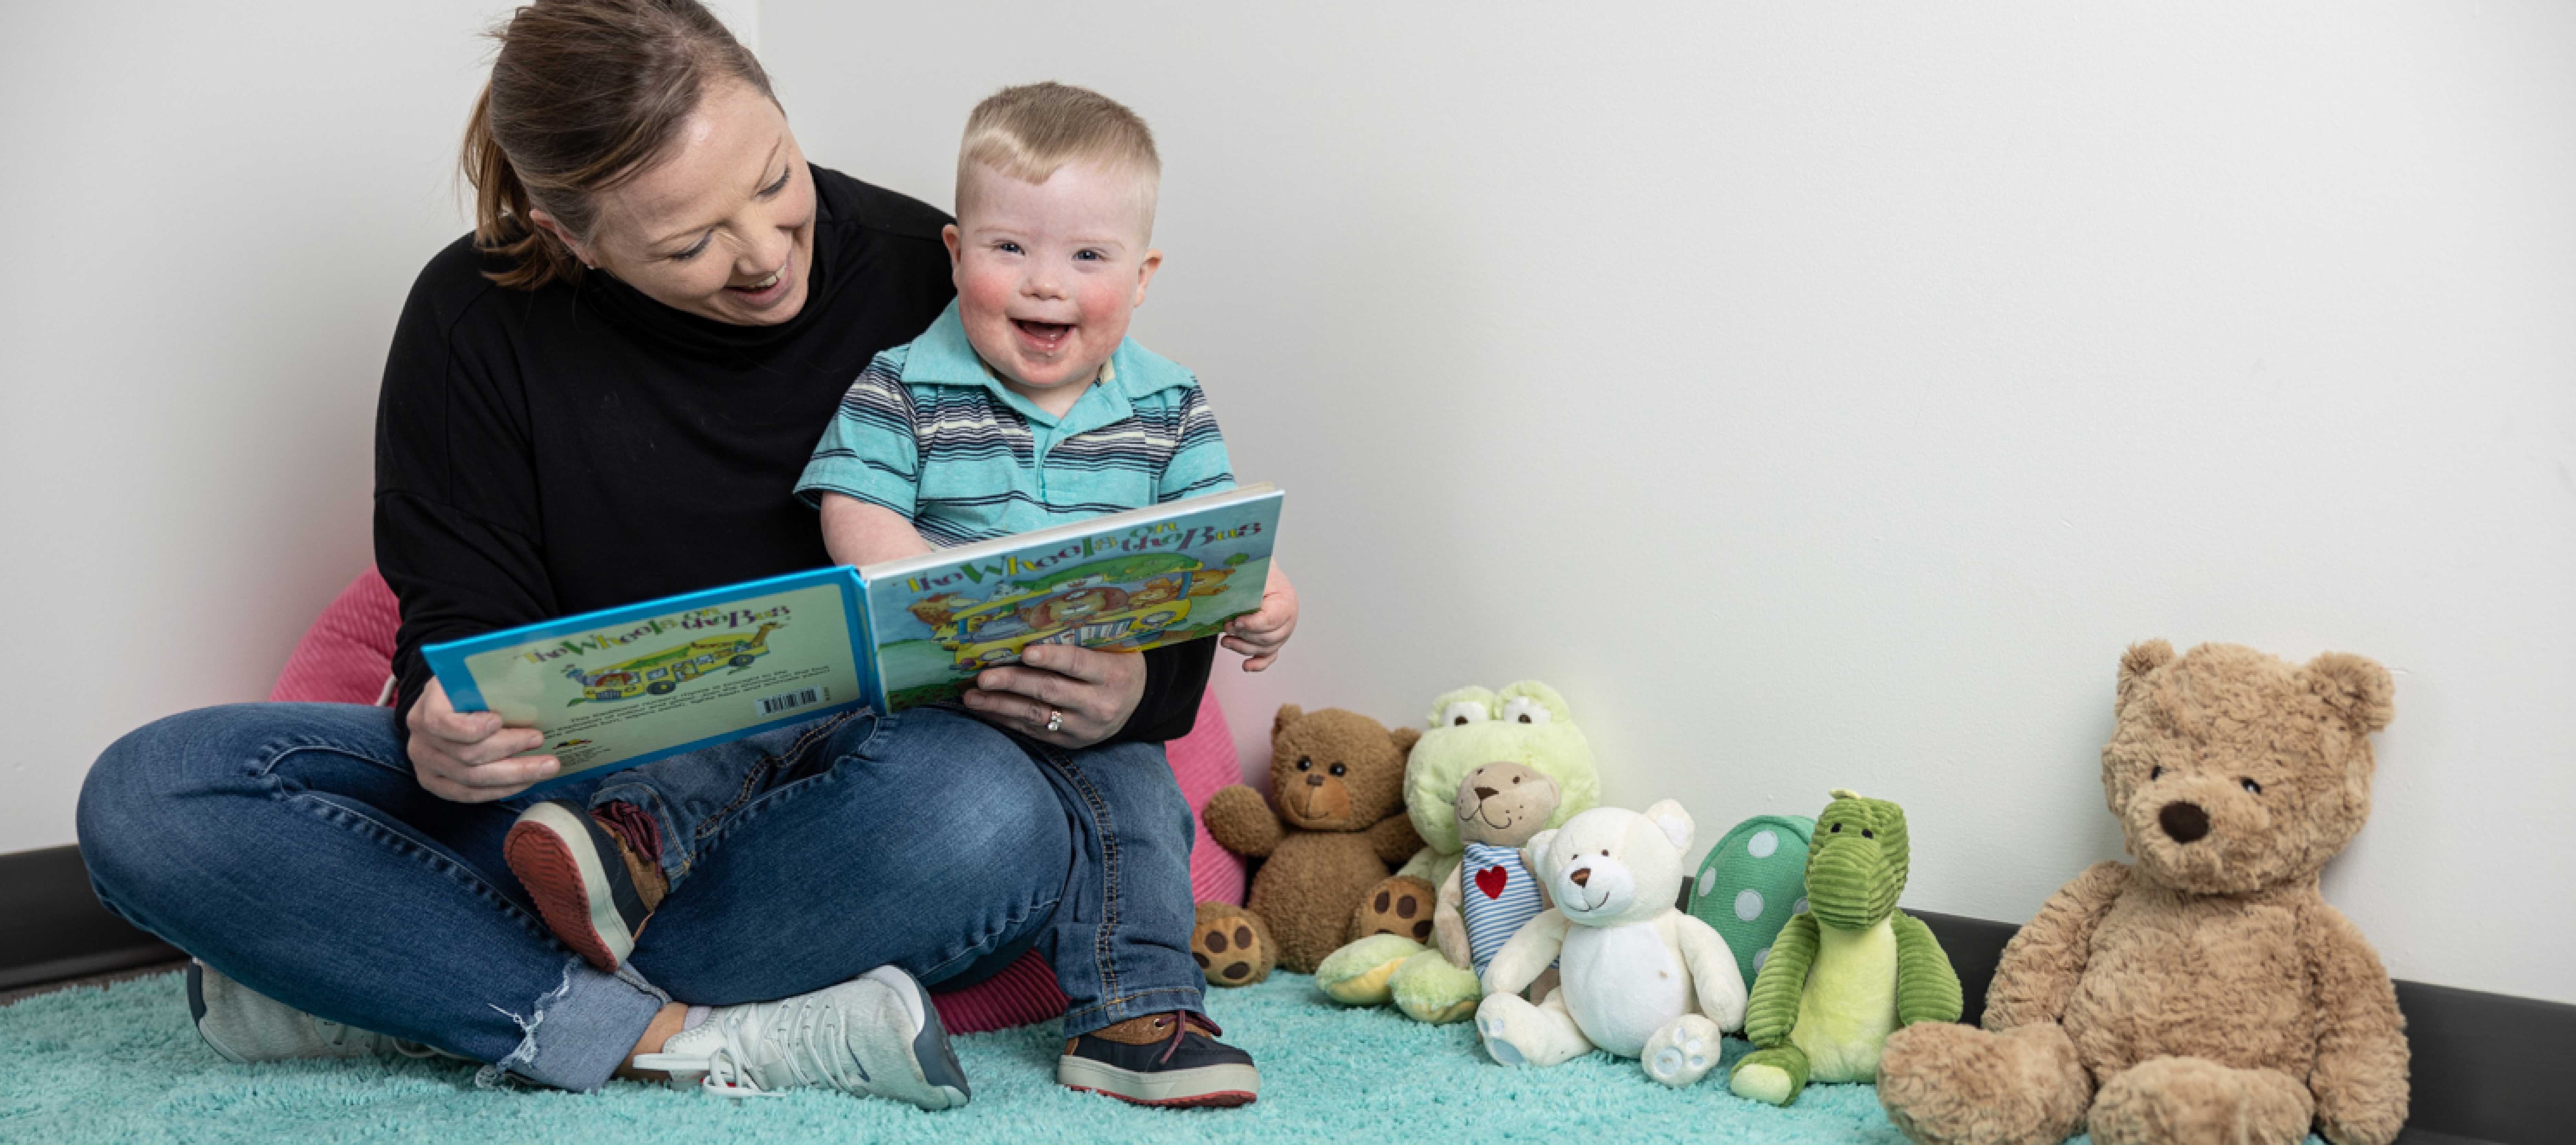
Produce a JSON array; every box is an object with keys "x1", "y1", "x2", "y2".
[{"x1": 944, "y1": 159, "x2": 1161, "y2": 417}]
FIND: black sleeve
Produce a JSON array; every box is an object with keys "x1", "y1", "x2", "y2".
[
  {"x1": 1108, "y1": 638, "x2": 1216, "y2": 743},
  {"x1": 373, "y1": 256, "x2": 556, "y2": 734}
]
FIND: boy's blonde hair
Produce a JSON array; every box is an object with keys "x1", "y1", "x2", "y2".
[{"x1": 957, "y1": 82, "x2": 1160, "y2": 233}]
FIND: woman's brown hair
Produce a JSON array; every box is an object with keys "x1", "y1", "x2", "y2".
[{"x1": 461, "y1": 0, "x2": 773, "y2": 290}]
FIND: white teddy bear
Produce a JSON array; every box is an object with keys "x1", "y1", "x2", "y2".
[{"x1": 1474, "y1": 800, "x2": 1748, "y2": 1087}]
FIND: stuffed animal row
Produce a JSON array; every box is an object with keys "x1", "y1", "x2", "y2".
[{"x1": 1198, "y1": 642, "x2": 2412, "y2": 1145}]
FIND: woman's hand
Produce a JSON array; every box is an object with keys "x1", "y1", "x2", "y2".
[
  {"x1": 1222, "y1": 563, "x2": 1299, "y2": 671},
  {"x1": 406, "y1": 677, "x2": 560, "y2": 802},
  {"x1": 961, "y1": 643, "x2": 1147, "y2": 750}
]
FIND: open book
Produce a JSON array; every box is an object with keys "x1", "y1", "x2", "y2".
[{"x1": 424, "y1": 484, "x2": 1282, "y2": 789}]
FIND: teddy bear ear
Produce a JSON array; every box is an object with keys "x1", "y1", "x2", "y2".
[
  {"x1": 1523, "y1": 829, "x2": 1558, "y2": 877},
  {"x1": 1391, "y1": 726, "x2": 1422, "y2": 754},
  {"x1": 2116, "y1": 640, "x2": 2176, "y2": 712},
  {"x1": 1643, "y1": 799, "x2": 1694, "y2": 852},
  {"x1": 2304, "y1": 652, "x2": 2394, "y2": 734},
  {"x1": 1272, "y1": 704, "x2": 1304, "y2": 737}
]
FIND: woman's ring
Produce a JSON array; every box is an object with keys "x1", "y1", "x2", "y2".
[{"x1": 1045, "y1": 709, "x2": 1064, "y2": 733}]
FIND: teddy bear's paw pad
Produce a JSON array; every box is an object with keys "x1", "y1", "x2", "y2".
[
  {"x1": 1190, "y1": 909, "x2": 1269, "y2": 987},
  {"x1": 1479, "y1": 1025, "x2": 1529, "y2": 1067},
  {"x1": 1643, "y1": 1015, "x2": 1721, "y2": 1087},
  {"x1": 1353, "y1": 876, "x2": 1438, "y2": 942}
]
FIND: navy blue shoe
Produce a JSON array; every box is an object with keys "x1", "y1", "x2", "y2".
[{"x1": 1058, "y1": 1012, "x2": 1257, "y2": 1107}]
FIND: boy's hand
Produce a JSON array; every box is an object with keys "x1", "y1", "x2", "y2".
[{"x1": 1222, "y1": 564, "x2": 1298, "y2": 671}]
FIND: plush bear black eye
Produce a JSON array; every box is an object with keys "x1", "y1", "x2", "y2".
[
  {"x1": 1830, "y1": 823, "x2": 1841, "y2": 833},
  {"x1": 1330, "y1": 762, "x2": 1347, "y2": 777},
  {"x1": 1517, "y1": 714, "x2": 1533, "y2": 723},
  {"x1": 2240, "y1": 778, "x2": 2262, "y2": 795},
  {"x1": 1295, "y1": 757, "x2": 1311, "y2": 771},
  {"x1": 2150, "y1": 765, "x2": 2165, "y2": 780},
  {"x1": 1862, "y1": 829, "x2": 1874, "y2": 839},
  {"x1": 1510, "y1": 776, "x2": 1521, "y2": 784},
  {"x1": 1453, "y1": 716, "x2": 1470, "y2": 726}
]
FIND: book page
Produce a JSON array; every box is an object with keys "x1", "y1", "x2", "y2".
[
  {"x1": 863, "y1": 491, "x2": 1283, "y2": 710},
  {"x1": 437, "y1": 577, "x2": 866, "y2": 780}
]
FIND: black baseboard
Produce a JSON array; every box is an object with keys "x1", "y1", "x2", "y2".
[
  {"x1": 3, "y1": 848, "x2": 2563, "y2": 1143},
  {"x1": 1, "y1": 845, "x2": 183, "y2": 993}
]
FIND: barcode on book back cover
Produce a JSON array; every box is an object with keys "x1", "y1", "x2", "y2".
[{"x1": 757, "y1": 687, "x2": 822, "y2": 717}]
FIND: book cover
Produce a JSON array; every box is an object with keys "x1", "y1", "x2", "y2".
[
  {"x1": 857, "y1": 485, "x2": 1284, "y2": 711},
  {"x1": 422, "y1": 485, "x2": 1281, "y2": 790}
]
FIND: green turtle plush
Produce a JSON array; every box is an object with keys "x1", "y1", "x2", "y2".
[
  {"x1": 1728, "y1": 789, "x2": 1961, "y2": 1107},
  {"x1": 1682, "y1": 813, "x2": 1816, "y2": 991}
]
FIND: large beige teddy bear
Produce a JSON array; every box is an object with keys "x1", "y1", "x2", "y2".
[{"x1": 1875, "y1": 641, "x2": 2409, "y2": 1145}]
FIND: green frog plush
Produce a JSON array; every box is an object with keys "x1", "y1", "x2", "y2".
[
  {"x1": 1728, "y1": 789, "x2": 1962, "y2": 1106},
  {"x1": 1313, "y1": 681, "x2": 1599, "y2": 1022}
]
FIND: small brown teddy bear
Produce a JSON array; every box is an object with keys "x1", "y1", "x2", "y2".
[
  {"x1": 1876, "y1": 641, "x2": 2409, "y2": 1145},
  {"x1": 1198, "y1": 705, "x2": 1423, "y2": 976}
]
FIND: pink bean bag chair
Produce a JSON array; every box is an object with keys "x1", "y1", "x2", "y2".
[{"x1": 270, "y1": 569, "x2": 1250, "y2": 1033}]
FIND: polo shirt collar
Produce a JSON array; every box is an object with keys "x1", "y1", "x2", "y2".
[{"x1": 899, "y1": 300, "x2": 1197, "y2": 428}]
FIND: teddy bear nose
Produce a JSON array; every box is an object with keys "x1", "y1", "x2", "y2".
[
  {"x1": 1473, "y1": 786, "x2": 1499, "y2": 800},
  {"x1": 1568, "y1": 867, "x2": 1591, "y2": 887},
  {"x1": 2159, "y1": 801, "x2": 2210, "y2": 843},
  {"x1": 1304, "y1": 774, "x2": 1325, "y2": 788}
]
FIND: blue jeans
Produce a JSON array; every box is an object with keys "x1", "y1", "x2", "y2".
[{"x1": 75, "y1": 702, "x2": 1204, "y2": 1091}]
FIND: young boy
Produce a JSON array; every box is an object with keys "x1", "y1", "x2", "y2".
[{"x1": 503, "y1": 83, "x2": 1295, "y2": 1109}]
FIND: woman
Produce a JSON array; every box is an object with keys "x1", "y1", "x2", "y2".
[{"x1": 75, "y1": 0, "x2": 1246, "y2": 1107}]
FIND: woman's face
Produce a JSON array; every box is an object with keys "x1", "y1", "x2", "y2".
[{"x1": 533, "y1": 81, "x2": 817, "y2": 325}]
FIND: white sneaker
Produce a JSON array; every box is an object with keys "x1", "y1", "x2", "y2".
[
  {"x1": 187, "y1": 960, "x2": 460, "y2": 1064},
  {"x1": 633, "y1": 966, "x2": 970, "y2": 1110}
]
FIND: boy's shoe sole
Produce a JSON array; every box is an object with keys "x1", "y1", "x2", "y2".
[
  {"x1": 1055, "y1": 1056, "x2": 1259, "y2": 1108},
  {"x1": 504, "y1": 801, "x2": 645, "y2": 972}
]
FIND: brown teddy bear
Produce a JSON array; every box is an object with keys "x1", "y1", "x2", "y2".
[
  {"x1": 1198, "y1": 705, "x2": 1423, "y2": 976},
  {"x1": 1876, "y1": 641, "x2": 2409, "y2": 1145}
]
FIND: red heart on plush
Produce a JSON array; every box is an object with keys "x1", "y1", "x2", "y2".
[{"x1": 1474, "y1": 865, "x2": 1509, "y2": 900}]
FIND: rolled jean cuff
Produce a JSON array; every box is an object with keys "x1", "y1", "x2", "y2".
[{"x1": 481, "y1": 956, "x2": 669, "y2": 1092}]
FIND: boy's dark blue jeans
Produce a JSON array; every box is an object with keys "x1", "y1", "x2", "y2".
[{"x1": 75, "y1": 702, "x2": 1205, "y2": 1091}]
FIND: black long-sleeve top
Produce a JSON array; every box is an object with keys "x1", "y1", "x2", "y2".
[{"x1": 372, "y1": 166, "x2": 1212, "y2": 745}]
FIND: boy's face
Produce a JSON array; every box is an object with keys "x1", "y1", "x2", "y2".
[{"x1": 944, "y1": 160, "x2": 1161, "y2": 410}]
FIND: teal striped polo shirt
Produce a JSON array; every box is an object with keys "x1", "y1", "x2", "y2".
[{"x1": 795, "y1": 300, "x2": 1236, "y2": 548}]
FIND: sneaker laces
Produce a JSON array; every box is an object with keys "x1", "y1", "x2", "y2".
[
  {"x1": 641, "y1": 993, "x2": 872, "y2": 1099},
  {"x1": 1159, "y1": 1012, "x2": 1222, "y2": 1065}
]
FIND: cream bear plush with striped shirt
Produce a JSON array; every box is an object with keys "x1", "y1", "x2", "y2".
[{"x1": 1475, "y1": 801, "x2": 1749, "y2": 1087}]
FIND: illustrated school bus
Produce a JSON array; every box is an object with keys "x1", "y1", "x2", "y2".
[
  {"x1": 563, "y1": 622, "x2": 781, "y2": 705},
  {"x1": 931, "y1": 554, "x2": 1234, "y2": 671}
]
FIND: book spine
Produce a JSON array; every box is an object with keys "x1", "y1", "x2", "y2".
[{"x1": 852, "y1": 571, "x2": 890, "y2": 714}]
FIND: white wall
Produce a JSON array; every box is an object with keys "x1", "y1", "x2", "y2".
[
  {"x1": 5, "y1": 2, "x2": 2568, "y2": 1008},
  {"x1": 0, "y1": 0, "x2": 759, "y2": 853},
  {"x1": 766, "y1": 1, "x2": 2576, "y2": 1004}
]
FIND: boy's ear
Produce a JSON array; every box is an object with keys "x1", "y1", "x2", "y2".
[
  {"x1": 940, "y1": 223, "x2": 963, "y2": 268},
  {"x1": 1131, "y1": 248, "x2": 1162, "y2": 309}
]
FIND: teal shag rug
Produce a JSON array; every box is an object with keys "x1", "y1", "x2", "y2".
[{"x1": 4, "y1": 970, "x2": 2166, "y2": 1145}]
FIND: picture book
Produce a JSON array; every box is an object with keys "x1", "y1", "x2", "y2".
[{"x1": 423, "y1": 484, "x2": 1283, "y2": 791}]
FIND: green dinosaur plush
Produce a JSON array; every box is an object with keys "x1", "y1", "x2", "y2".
[
  {"x1": 1728, "y1": 789, "x2": 1962, "y2": 1107},
  {"x1": 1312, "y1": 681, "x2": 1599, "y2": 1022}
]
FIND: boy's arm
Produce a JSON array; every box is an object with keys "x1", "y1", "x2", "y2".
[{"x1": 819, "y1": 493, "x2": 933, "y2": 568}]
